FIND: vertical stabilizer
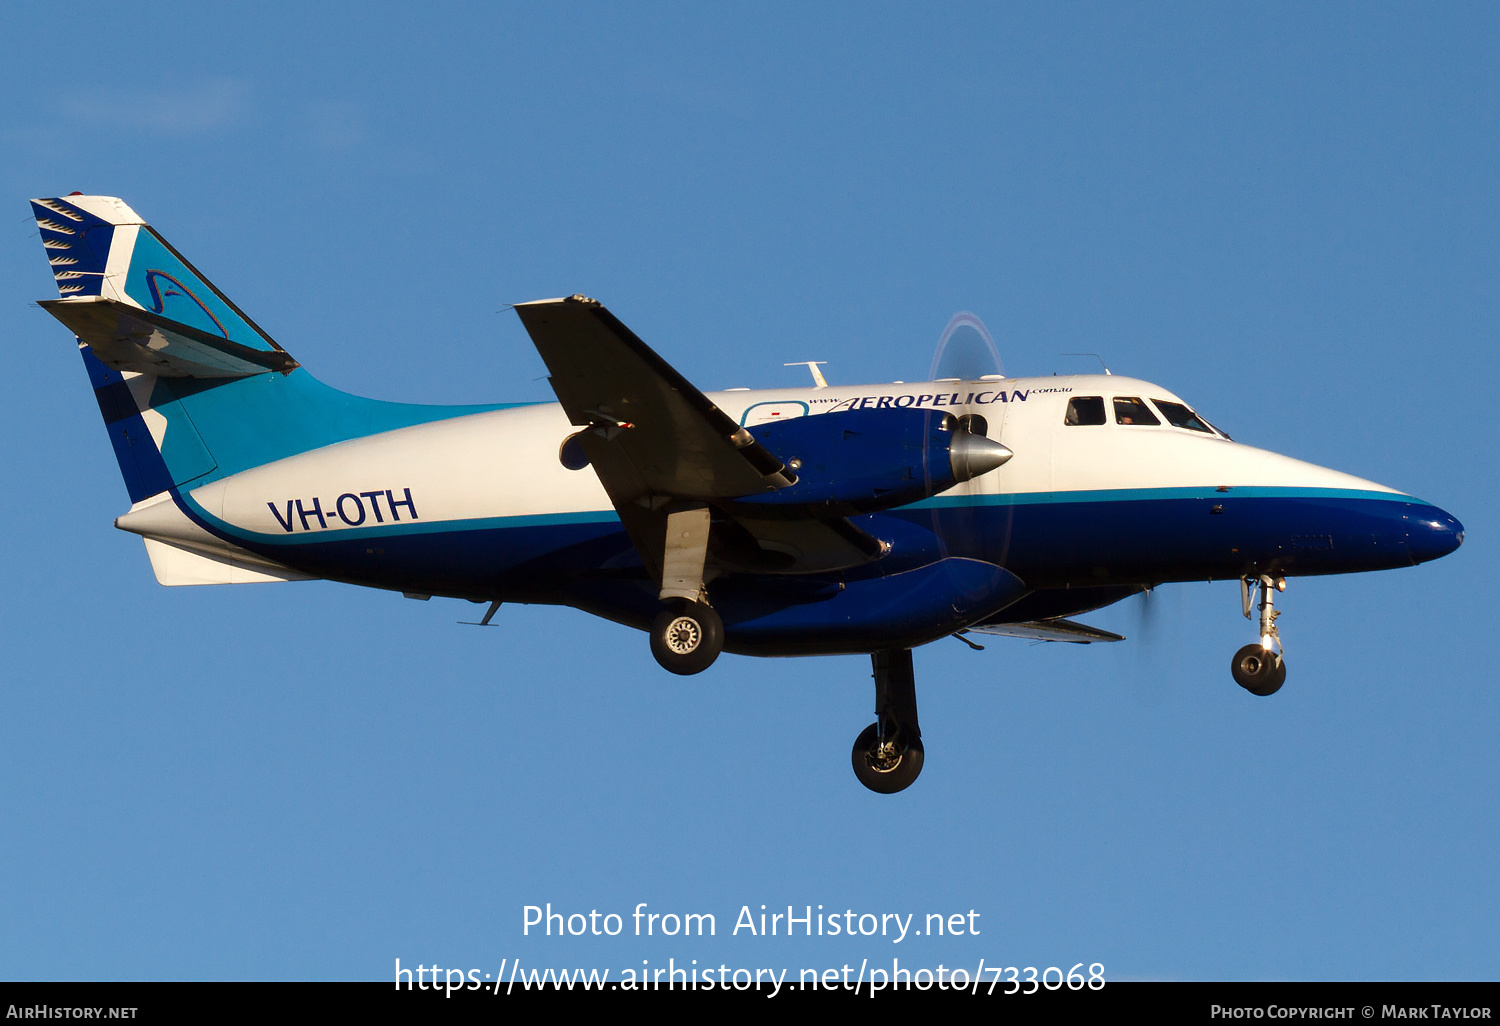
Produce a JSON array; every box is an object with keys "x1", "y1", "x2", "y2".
[{"x1": 33, "y1": 195, "x2": 509, "y2": 509}]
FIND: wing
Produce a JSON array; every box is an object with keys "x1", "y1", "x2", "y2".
[
  {"x1": 515, "y1": 295, "x2": 789, "y2": 495},
  {"x1": 966, "y1": 618, "x2": 1124, "y2": 644},
  {"x1": 513, "y1": 295, "x2": 882, "y2": 581}
]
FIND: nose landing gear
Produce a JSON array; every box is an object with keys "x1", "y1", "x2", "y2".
[
  {"x1": 851, "y1": 650, "x2": 925, "y2": 793},
  {"x1": 1232, "y1": 575, "x2": 1286, "y2": 696},
  {"x1": 1231, "y1": 644, "x2": 1285, "y2": 695}
]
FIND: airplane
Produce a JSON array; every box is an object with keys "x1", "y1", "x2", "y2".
[{"x1": 30, "y1": 194, "x2": 1465, "y2": 794}]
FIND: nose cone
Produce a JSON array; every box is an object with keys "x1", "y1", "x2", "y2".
[
  {"x1": 1407, "y1": 505, "x2": 1465, "y2": 564},
  {"x1": 950, "y1": 433, "x2": 1013, "y2": 482}
]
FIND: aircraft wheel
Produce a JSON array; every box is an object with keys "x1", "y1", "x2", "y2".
[
  {"x1": 851, "y1": 723, "x2": 924, "y2": 793},
  {"x1": 649, "y1": 601, "x2": 723, "y2": 675},
  {"x1": 1231, "y1": 643, "x2": 1286, "y2": 696}
]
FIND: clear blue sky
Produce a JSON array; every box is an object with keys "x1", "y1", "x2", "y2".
[{"x1": 1, "y1": 2, "x2": 1494, "y2": 982}]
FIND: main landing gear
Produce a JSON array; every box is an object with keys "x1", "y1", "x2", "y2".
[
  {"x1": 1232, "y1": 574, "x2": 1287, "y2": 696},
  {"x1": 852, "y1": 650, "x2": 925, "y2": 793},
  {"x1": 649, "y1": 506, "x2": 725, "y2": 675}
]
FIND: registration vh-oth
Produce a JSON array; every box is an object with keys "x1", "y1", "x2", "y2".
[{"x1": 32, "y1": 194, "x2": 1464, "y2": 792}]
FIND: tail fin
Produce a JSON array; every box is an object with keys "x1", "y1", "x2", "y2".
[
  {"x1": 33, "y1": 195, "x2": 502, "y2": 505},
  {"x1": 34, "y1": 194, "x2": 297, "y2": 502}
]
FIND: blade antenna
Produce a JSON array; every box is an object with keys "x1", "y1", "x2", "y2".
[
  {"x1": 459, "y1": 599, "x2": 503, "y2": 626},
  {"x1": 783, "y1": 361, "x2": 829, "y2": 388}
]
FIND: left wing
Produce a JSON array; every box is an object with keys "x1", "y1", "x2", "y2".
[
  {"x1": 513, "y1": 296, "x2": 882, "y2": 583},
  {"x1": 515, "y1": 295, "x2": 790, "y2": 499}
]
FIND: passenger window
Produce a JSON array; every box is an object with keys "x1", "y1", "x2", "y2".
[
  {"x1": 956, "y1": 413, "x2": 988, "y2": 436},
  {"x1": 1065, "y1": 397, "x2": 1106, "y2": 426},
  {"x1": 1113, "y1": 397, "x2": 1160, "y2": 426},
  {"x1": 1151, "y1": 399, "x2": 1213, "y2": 433}
]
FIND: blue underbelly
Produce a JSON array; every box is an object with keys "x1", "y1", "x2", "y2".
[{"x1": 197, "y1": 488, "x2": 1461, "y2": 623}]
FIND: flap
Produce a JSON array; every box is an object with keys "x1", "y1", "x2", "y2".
[{"x1": 723, "y1": 515, "x2": 885, "y2": 575}]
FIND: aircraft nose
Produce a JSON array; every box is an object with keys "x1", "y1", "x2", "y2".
[{"x1": 1407, "y1": 505, "x2": 1465, "y2": 564}]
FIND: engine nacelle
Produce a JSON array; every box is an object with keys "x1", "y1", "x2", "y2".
[{"x1": 726, "y1": 408, "x2": 1012, "y2": 518}]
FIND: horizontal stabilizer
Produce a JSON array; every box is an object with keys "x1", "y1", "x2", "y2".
[
  {"x1": 966, "y1": 618, "x2": 1125, "y2": 644},
  {"x1": 40, "y1": 296, "x2": 297, "y2": 378}
]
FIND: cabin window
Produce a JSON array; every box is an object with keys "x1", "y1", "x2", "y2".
[
  {"x1": 1151, "y1": 399, "x2": 1213, "y2": 434},
  {"x1": 1113, "y1": 397, "x2": 1160, "y2": 426},
  {"x1": 1064, "y1": 396, "x2": 1106, "y2": 426}
]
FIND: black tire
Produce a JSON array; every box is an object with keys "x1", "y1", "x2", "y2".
[
  {"x1": 850, "y1": 722, "x2": 925, "y2": 793},
  {"x1": 649, "y1": 601, "x2": 723, "y2": 675},
  {"x1": 1231, "y1": 643, "x2": 1286, "y2": 696}
]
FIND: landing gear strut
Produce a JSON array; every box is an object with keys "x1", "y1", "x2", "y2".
[
  {"x1": 852, "y1": 650, "x2": 925, "y2": 793},
  {"x1": 1232, "y1": 575, "x2": 1286, "y2": 696}
]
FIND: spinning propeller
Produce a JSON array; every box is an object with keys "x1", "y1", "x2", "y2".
[{"x1": 928, "y1": 311, "x2": 1003, "y2": 381}]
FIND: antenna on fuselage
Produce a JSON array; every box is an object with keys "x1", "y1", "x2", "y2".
[
  {"x1": 784, "y1": 361, "x2": 829, "y2": 388},
  {"x1": 1061, "y1": 353, "x2": 1112, "y2": 375}
]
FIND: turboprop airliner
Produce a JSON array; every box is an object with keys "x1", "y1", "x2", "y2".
[{"x1": 32, "y1": 194, "x2": 1464, "y2": 793}]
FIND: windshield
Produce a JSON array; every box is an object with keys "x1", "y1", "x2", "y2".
[{"x1": 1150, "y1": 398, "x2": 1230, "y2": 438}]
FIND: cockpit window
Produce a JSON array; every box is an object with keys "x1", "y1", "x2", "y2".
[
  {"x1": 1113, "y1": 397, "x2": 1160, "y2": 426},
  {"x1": 1065, "y1": 396, "x2": 1106, "y2": 426},
  {"x1": 1150, "y1": 399, "x2": 1214, "y2": 434}
]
